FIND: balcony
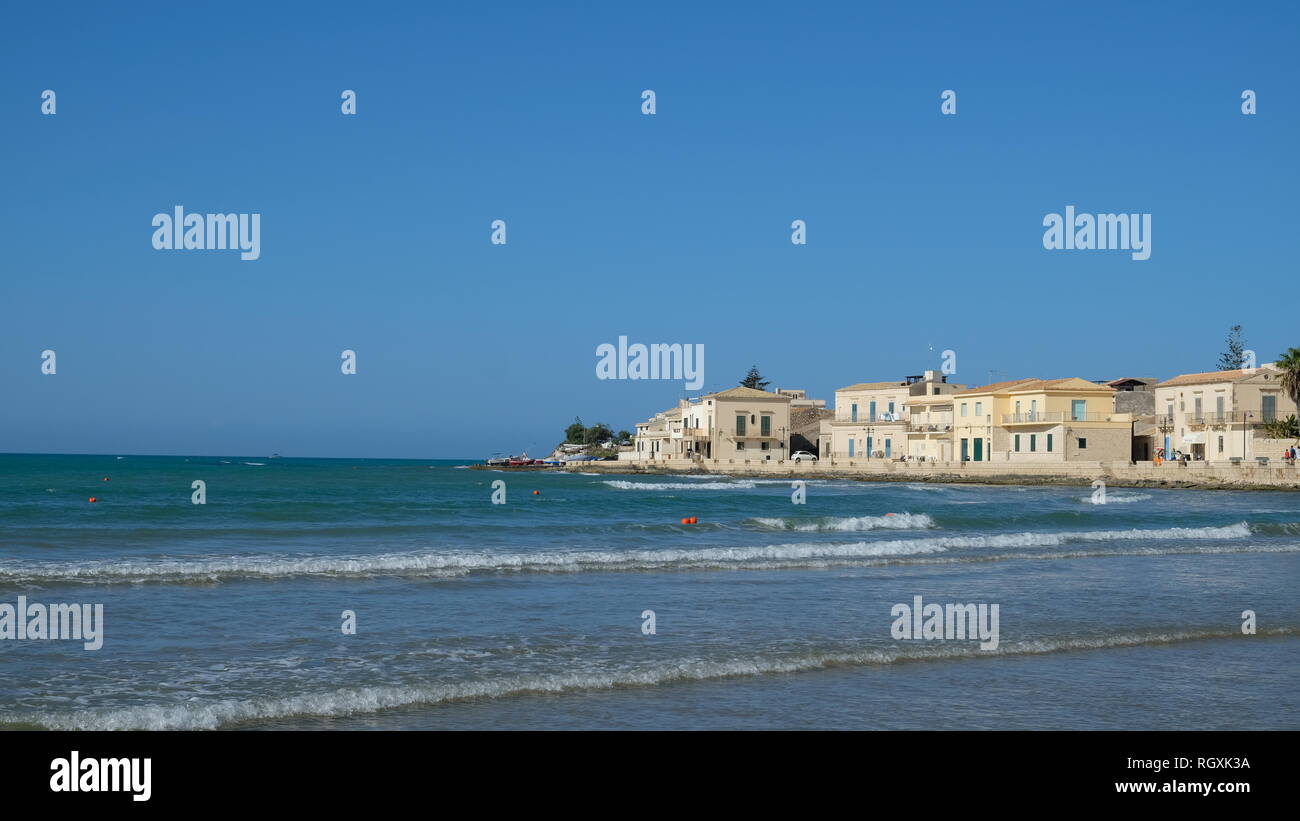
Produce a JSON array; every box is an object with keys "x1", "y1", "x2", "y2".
[
  {"x1": 908, "y1": 420, "x2": 952, "y2": 432},
  {"x1": 1000, "y1": 412, "x2": 1119, "y2": 424},
  {"x1": 1186, "y1": 411, "x2": 1279, "y2": 426}
]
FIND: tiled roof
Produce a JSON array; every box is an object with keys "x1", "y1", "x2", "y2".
[
  {"x1": 836, "y1": 380, "x2": 908, "y2": 393},
  {"x1": 709, "y1": 386, "x2": 790, "y2": 400},
  {"x1": 956, "y1": 377, "x2": 1114, "y2": 396},
  {"x1": 1156, "y1": 368, "x2": 1274, "y2": 387},
  {"x1": 954, "y1": 378, "x2": 1038, "y2": 395}
]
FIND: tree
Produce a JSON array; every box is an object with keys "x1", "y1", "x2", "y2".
[
  {"x1": 1276, "y1": 347, "x2": 1300, "y2": 409},
  {"x1": 1217, "y1": 325, "x2": 1248, "y2": 370},
  {"x1": 582, "y1": 423, "x2": 614, "y2": 445},
  {"x1": 565, "y1": 417, "x2": 586, "y2": 444},
  {"x1": 1261, "y1": 415, "x2": 1300, "y2": 447},
  {"x1": 615, "y1": 430, "x2": 633, "y2": 444},
  {"x1": 740, "y1": 365, "x2": 770, "y2": 390}
]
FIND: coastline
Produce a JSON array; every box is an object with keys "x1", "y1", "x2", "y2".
[{"x1": 520, "y1": 459, "x2": 1300, "y2": 492}]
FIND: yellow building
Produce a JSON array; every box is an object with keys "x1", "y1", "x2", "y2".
[{"x1": 953, "y1": 378, "x2": 1131, "y2": 462}]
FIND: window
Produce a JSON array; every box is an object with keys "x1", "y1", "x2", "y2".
[
  {"x1": 761, "y1": 442, "x2": 769, "y2": 451},
  {"x1": 867, "y1": 436, "x2": 873, "y2": 456},
  {"x1": 1030, "y1": 400, "x2": 1037, "y2": 419},
  {"x1": 848, "y1": 439, "x2": 855, "y2": 457},
  {"x1": 1216, "y1": 396, "x2": 1225, "y2": 418},
  {"x1": 1263, "y1": 394, "x2": 1277, "y2": 421},
  {"x1": 884, "y1": 439, "x2": 891, "y2": 458},
  {"x1": 1030, "y1": 434, "x2": 1037, "y2": 452},
  {"x1": 851, "y1": 403, "x2": 858, "y2": 422},
  {"x1": 737, "y1": 442, "x2": 745, "y2": 451},
  {"x1": 932, "y1": 387, "x2": 939, "y2": 395},
  {"x1": 1014, "y1": 434, "x2": 1021, "y2": 452},
  {"x1": 869, "y1": 401, "x2": 877, "y2": 421},
  {"x1": 1218, "y1": 436, "x2": 1224, "y2": 454},
  {"x1": 760, "y1": 416, "x2": 771, "y2": 436},
  {"x1": 961, "y1": 403, "x2": 968, "y2": 417},
  {"x1": 1078, "y1": 438, "x2": 1088, "y2": 449},
  {"x1": 1047, "y1": 434, "x2": 1053, "y2": 452},
  {"x1": 975, "y1": 401, "x2": 983, "y2": 417},
  {"x1": 735, "y1": 415, "x2": 746, "y2": 436},
  {"x1": 888, "y1": 401, "x2": 895, "y2": 416},
  {"x1": 1071, "y1": 400, "x2": 1086, "y2": 421}
]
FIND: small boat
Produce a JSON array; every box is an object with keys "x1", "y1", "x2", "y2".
[{"x1": 486, "y1": 453, "x2": 511, "y2": 467}]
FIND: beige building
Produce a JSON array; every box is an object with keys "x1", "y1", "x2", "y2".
[
  {"x1": 828, "y1": 371, "x2": 963, "y2": 460},
  {"x1": 629, "y1": 387, "x2": 794, "y2": 462},
  {"x1": 952, "y1": 378, "x2": 1132, "y2": 462},
  {"x1": 904, "y1": 394, "x2": 958, "y2": 461},
  {"x1": 1153, "y1": 366, "x2": 1298, "y2": 461}
]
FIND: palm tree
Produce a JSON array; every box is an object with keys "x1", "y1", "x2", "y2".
[{"x1": 1276, "y1": 347, "x2": 1300, "y2": 409}]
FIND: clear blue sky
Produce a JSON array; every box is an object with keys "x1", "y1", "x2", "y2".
[{"x1": 2, "y1": 1, "x2": 1296, "y2": 458}]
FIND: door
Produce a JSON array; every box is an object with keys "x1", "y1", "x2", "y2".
[
  {"x1": 1071, "y1": 400, "x2": 1086, "y2": 421},
  {"x1": 973, "y1": 438, "x2": 983, "y2": 461},
  {"x1": 960, "y1": 439, "x2": 968, "y2": 461}
]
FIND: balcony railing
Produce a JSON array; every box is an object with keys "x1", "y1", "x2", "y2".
[
  {"x1": 1181, "y1": 410, "x2": 1280, "y2": 426},
  {"x1": 908, "y1": 421, "x2": 952, "y2": 432},
  {"x1": 1001, "y1": 411, "x2": 1119, "y2": 424}
]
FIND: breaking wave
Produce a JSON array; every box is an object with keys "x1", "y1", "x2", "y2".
[
  {"x1": 0, "y1": 523, "x2": 1260, "y2": 585},
  {"x1": 750, "y1": 513, "x2": 935, "y2": 531},
  {"x1": 13, "y1": 627, "x2": 1295, "y2": 730}
]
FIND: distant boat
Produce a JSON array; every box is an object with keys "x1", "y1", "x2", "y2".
[
  {"x1": 270, "y1": 453, "x2": 282, "y2": 459},
  {"x1": 486, "y1": 453, "x2": 511, "y2": 467}
]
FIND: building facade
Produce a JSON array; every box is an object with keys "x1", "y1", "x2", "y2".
[
  {"x1": 953, "y1": 377, "x2": 1131, "y2": 462},
  {"x1": 1153, "y1": 366, "x2": 1298, "y2": 461}
]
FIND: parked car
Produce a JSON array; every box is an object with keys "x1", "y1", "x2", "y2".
[{"x1": 790, "y1": 451, "x2": 818, "y2": 463}]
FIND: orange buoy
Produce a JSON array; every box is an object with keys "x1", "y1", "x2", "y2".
[
  {"x1": 102, "y1": 477, "x2": 110, "y2": 482},
  {"x1": 533, "y1": 490, "x2": 540, "y2": 495},
  {"x1": 681, "y1": 517, "x2": 690, "y2": 525},
  {"x1": 88, "y1": 497, "x2": 97, "y2": 503},
  {"x1": 690, "y1": 516, "x2": 698, "y2": 524},
  {"x1": 885, "y1": 512, "x2": 894, "y2": 517}
]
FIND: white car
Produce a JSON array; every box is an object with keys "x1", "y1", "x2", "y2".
[{"x1": 790, "y1": 451, "x2": 818, "y2": 463}]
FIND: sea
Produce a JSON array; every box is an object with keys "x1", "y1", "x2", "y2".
[{"x1": 1, "y1": 453, "x2": 1296, "y2": 730}]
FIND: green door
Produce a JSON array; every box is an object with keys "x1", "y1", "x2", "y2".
[{"x1": 973, "y1": 438, "x2": 983, "y2": 461}]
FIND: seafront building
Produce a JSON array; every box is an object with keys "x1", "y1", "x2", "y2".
[
  {"x1": 956, "y1": 377, "x2": 1133, "y2": 463},
  {"x1": 1153, "y1": 365, "x2": 1298, "y2": 461},
  {"x1": 626, "y1": 387, "x2": 794, "y2": 462},
  {"x1": 627, "y1": 363, "x2": 1298, "y2": 467},
  {"x1": 824, "y1": 371, "x2": 963, "y2": 460}
]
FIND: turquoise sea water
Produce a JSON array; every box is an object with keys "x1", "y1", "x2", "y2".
[{"x1": 0, "y1": 454, "x2": 1297, "y2": 730}]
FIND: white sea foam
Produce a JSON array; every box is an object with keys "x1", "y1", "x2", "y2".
[
  {"x1": 17, "y1": 627, "x2": 1294, "y2": 730},
  {"x1": 751, "y1": 513, "x2": 935, "y2": 531},
  {"x1": 1081, "y1": 492, "x2": 1153, "y2": 505},
  {"x1": 603, "y1": 480, "x2": 758, "y2": 490},
  {"x1": 0, "y1": 523, "x2": 1258, "y2": 584}
]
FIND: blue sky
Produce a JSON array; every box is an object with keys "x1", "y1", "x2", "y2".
[{"x1": 2, "y1": 1, "x2": 1296, "y2": 458}]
